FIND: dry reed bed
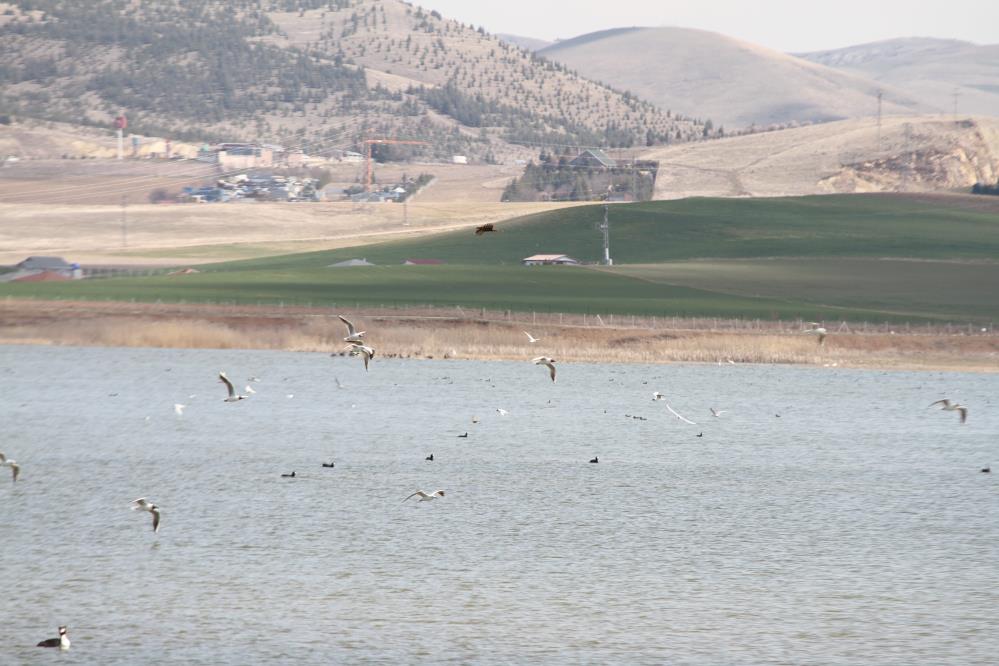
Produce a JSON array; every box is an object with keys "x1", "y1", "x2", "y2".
[{"x1": 1, "y1": 309, "x2": 997, "y2": 372}]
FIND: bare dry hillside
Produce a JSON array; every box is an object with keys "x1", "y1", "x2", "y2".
[
  {"x1": 0, "y1": 0, "x2": 704, "y2": 161},
  {"x1": 0, "y1": 119, "x2": 199, "y2": 161},
  {"x1": 538, "y1": 27, "x2": 931, "y2": 129},
  {"x1": 799, "y1": 38, "x2": 999, "y2": 118},
  {"x1": 643, "y1": 116, "x2": 999, "y2": 199}
]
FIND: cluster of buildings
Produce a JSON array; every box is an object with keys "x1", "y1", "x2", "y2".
[
  {"x1": 196, "y1": 143, "x2": 309, "y2": 170},
  {"x1": 182, "y1": 173, "x2": 322, "y2": 203},
  {"x1": 0, "y1": 256, "x2": 82, "y2": 282},
  {"x1": 345, "y1": 184, "x2": 412, "y2": 203}
]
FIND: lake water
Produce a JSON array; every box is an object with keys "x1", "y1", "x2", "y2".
[{"x1": 1, "y1": 345, "x2": 997, "y2": 664}]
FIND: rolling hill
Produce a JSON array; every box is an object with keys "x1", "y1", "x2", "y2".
[
  {"x1": 799, "y1": 38, "x2": 999, "y2": 119},
  {"x1": 537, "y1": 27, "x2": 931, "y2": 129},
  {"x1": 208, "y1": 193, "x2": 999, "y2": 269},
  {"x1": 0, "y1": 0, "x2": 704, "y2": 161},
  {"x1": 496, "y1": 33, "x2": 552, "y2": 52}
]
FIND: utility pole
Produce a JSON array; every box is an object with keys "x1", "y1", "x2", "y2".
[
  {"x1": 632, "y1": 157, "x2": 639, "y2": 201},
  {"x1": 876, "y1": 89, "x2": 883, "y2": 153},
  {"x1": 600, "y1": 204, "x2": 612, "y2": 265},
  {"x1": 120, "y1": 195, "x2": 128, "y2": 247},
  {"x1": 114, "y1": 113, "x2": 127, "y2": 161}
]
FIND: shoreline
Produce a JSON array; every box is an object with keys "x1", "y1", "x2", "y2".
[{"x1": 1, "y1": 299, "x2": 996, "y2": 373}]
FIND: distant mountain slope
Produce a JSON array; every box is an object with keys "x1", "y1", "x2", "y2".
[
  {"x1": 0, "y1": 0, "x2": 705, "y2": 160},
  {"x1": 798, "y1": 38, "x2": 999, "y2": 118},
  {"x1": 538, "y1": 27, "x2": 931, "y2": 128},
  {"x1": 496, "y1": 34, "x2": 552, "y2": 51},
  {"x1": 640, "y1": 116, "x2": 999, "y2": 198},
  {"x1": 264, "y1": 2, "x2": 704, "y2": 148}
]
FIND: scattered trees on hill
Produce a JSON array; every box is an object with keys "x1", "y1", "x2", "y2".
[
  {"x1": 502, "y1": 155, "x2": 657, "y2": 202},
  {"x1": 0, "y1": 0, "x2": 711, "y2": 162},
  {"x1": 0, "y1": 0, "x2": 366, "y2": 127}
]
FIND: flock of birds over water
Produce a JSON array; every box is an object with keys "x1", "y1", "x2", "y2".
[{"x1": 2, "y1": 311, "x2": 987, "y2": 650}]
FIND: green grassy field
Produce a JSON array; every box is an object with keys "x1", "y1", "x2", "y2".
[
  {"x1": 612, "y1": 259, "x2": 999, "y2": 321},
  {"x1": 1, "y1": 194, "x2": 996, "y2": 322},
  {"x1": 0, "y1": 265, "x2": 874, "y2": 319},
  {"x1": 209, "y1": 193, "x2": 999, "y2": 271}
]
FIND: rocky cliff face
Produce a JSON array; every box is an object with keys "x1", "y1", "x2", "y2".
[{"x1": 820, "y1": 120, "x2": 999, "y2": 193}]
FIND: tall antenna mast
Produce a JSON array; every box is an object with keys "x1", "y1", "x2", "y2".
[
  {"x1": 600, "y1": 204, "x2": 612, "y2": 266},
  {"x1": 114, "y1": 113, "x2": 127, "y2": 161}
]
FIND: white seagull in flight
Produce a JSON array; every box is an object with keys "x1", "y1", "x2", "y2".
[
  {"x1": 346, "y1": 343, "x2": 375, "y2": 371},
  {"x1": 664, "y1": 403, "x2": 698, "y2": 425},
  {"x1": 339, "y1": 315, "x2": 366, "y2": 343},
  {"x1": 524, "y1": 331, "x2": 540, "y2": 343},
  {"x1": 533, "y1": 356, "x2": 557, "y2": 383},
  {"x1": 219, "y1": 372, "x2": 247, "y2": 402},
  {"x1": 929, "y1": 399, "x2": 968, "y2": 423},
  {"x1": 710, "y1": 408, "x2": 726, "y2": 417},
  {"x1": 130, "y1": 498, "x2": 162, "y2": 533},
  {"x1": 0, "y1": 452, "x2": 20, "y2": 482},
  {"x1": 174, "y1": 403, "x2": 186, "y2": 416},
  {"x1": 804, "y1": 322, "x2": 827, "y2": 345},
  {"x1": 403, "y1": 490, "x2": 445, "y2": 503}
]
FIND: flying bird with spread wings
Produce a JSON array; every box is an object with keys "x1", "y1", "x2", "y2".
[
  {"x1": 929, "y1": 399, "x2": 968, "y2": 423},
  {"x1": 219, "y1": 372, "x2": 247, "y2": 402},
  {"x1": 533, "y1": 356, "x2": 557, "y2": 383},
  {"x1": 338, "y1": 315, "x2": 365, "y2": 343},
  {"x1": 0, "y1": 452, "x2": 20, "y2": 482},
  {"x1": 130, "y1": 497, "x2": 162, "y2": 533},
  {"x1": 346, "y1": 343, "x2": 376, "y2": 371},
  {"x1": 403, "y1": 490, "x2": 445, "y2": 502},
  {"x1": 804, "y1": 322, "x2": 827, "y2": 345}
]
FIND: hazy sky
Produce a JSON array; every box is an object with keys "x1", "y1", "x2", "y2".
[{"x1": 419, "y1": 0, "x2": 998, "y2": 52}]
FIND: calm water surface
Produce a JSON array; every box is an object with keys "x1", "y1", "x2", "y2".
[{"x1": 1, "y1": 345, "x2": 997, "y2": 664}]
